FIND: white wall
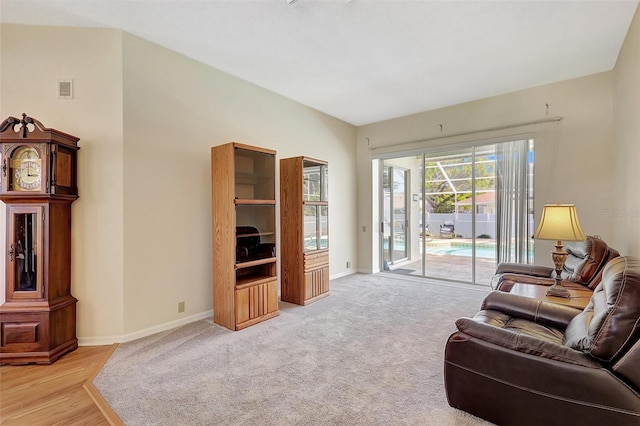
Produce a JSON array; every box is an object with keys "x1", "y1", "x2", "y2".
[
  {"x1": 613, "y1": 4, "x2": 640, "y2": 257},
  {"x1": 0, "y1": 25, "x2": 358, "y2": 344},
  {"x1": 0, "y1": 24, "x2": 125, "y2": 342},
  {"x1": 357, "y1": 72, "x2": 616, "y2": 273}
]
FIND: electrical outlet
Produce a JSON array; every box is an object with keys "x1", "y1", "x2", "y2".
[
  {"x1": 346, "y1": 261, "x2": 351, "y2": 268},
  {"x1": 178, "y1": 301, "x2": 185, "y2": 313}
]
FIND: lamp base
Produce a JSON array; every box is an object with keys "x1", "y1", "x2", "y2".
[
  {"x1": 546, "y1": 242, "x2": 571, "y2": 299},
  {"x1": 546, "y1": 283, "x2": 571, "y2": 298}
]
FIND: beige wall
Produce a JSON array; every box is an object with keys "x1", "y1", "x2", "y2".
[
  {"x1": 121, "y1": 33, "x2": 357, "y2": 336},
  {"x1": 613, "y1": 4, "x2": 640, "y2": 256},
  {"x1": 0, "y1": 25, "x2": 357, "y2": 344},
  {"x1": 0, "y1": 24, "x2": 125, "y2": 342},
  {"x1": 357, "y1": 72, "x2": 616, "y2": 273}
]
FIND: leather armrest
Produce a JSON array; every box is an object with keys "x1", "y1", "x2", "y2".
[
  {"x1": 495, "y1": 262, "x2": 554, "y2": 277},
  {"x1": 497, "y1": 273, "x2": 555, "y2": 286},
  {"x1": 454, "y1": 318, "x2": 600, "y2": 368},
  {"x1": 493, "y1": 273, "x2": 556, "y2": 291},
  {"x1": 481, "y1": 291, "x2": 581, "y2": 330}
]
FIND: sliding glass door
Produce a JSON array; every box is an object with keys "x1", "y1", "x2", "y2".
[{"x1": 379, "y1": 139, "x2": 534, "y2": 285}]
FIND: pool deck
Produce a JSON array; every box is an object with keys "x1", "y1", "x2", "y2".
[{"x1": 387, "y1": 238, "x2": 498, "y2": 285}]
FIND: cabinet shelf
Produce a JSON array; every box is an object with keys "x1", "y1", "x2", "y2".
[
  {"x1": 235, "y1": 257, "x2": 276, "y2": 269},
  {"x1": 236, "y1": 274, "x2": 276, "y2": 289},
  {"x1": 236, "y1": 232, "x2": 275, "y2": 238},
  {"x1": 234, "y1": 199, "x2": 276, "y2": 205}
]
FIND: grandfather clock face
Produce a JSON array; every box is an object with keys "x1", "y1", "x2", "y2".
[{"x1": 10, "y1": 145, "x2": 42, "y2": 192}]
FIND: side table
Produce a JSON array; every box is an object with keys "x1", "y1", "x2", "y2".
[{"x1": 510, "y1": 282, "x2": 591, "y2": 310}]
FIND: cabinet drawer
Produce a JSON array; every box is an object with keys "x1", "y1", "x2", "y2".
[
  {"x1": 0, "y1": 313, "x2": 47, "y2": 352},
  {"x1": 235, "y1": 280, "x2": 278, "y2": 326},
  {"x1": 304, "y1": 252, "x2": 329, "y2": 271}
]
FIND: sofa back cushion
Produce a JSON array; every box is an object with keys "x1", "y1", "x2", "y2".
[
  {"x1": 564, "y1": 256, "x2": 640, "y2": 363},
  {"x1": 586, "y1": 246, "x2": 620, "y2": 289},
  {"x1": 553, "y1": 236, "x2": 617, "y2": 288}
]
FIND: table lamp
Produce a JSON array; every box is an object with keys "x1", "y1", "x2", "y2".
[{"x1": 533, "y1": 204, "x2": 586, "y2": 298}]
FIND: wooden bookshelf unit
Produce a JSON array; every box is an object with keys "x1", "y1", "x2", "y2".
[
  {"x1": 211, "y1": 142, "x2": 279, "y2": 330},
  {"x1": 280, "y1": 156, "x2": 329, "y2": 306}
]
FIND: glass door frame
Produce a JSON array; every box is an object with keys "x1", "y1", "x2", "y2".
[
  {"x1": 380, "y1": 163, "x2": 410, "y2": 268},
  {"x1": 7, "y1": 204, "x2": 44, "y2": 300},
  {"x1": 420, "y1": 146, "x2": 490, "y2": 284}
]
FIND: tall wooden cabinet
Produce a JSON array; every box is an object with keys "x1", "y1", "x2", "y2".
[
  {"x1": 211, "y1": 142, "x2": 279, "y2": 330},
  {"x1": 280, "y1": 157, "x2": 329, "y2": 306},
  {"x1": 0, "y1": 114, "x2": 80, "y2": 364}
]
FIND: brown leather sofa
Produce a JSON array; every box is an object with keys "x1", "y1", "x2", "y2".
[
  {"x1": 491, "y1": 235, "x2": 619, "y2": 292},
  {"x1": 444, "y1": 256, "x2": 640, "y2": 425}
]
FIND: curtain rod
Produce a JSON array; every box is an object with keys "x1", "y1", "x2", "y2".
[{"x1": 368, "y1": 116, "x2": 563, "y2": 152}]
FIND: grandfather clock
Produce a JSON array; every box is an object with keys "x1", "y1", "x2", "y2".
[{"x1": 0, "y1": 114, "x2": 79, "y2": 365}]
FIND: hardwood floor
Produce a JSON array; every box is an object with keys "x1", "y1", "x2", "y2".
[{"x1": 0, "y1": 345, "x2": 122, "y2": 425}]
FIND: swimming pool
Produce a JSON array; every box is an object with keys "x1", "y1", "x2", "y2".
[{"x1": 425, "y1": 244, "x2": 497, "y2": 259}]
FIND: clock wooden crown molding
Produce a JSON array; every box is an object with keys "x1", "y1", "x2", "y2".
[
  {"x1": 0, "y1": 114, "x2": 80, "y2": 365},
  {"x1": 0, "y1": 113, "x2": 79, "y2": 200}
]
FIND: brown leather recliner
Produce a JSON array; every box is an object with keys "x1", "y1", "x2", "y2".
[
  {"x1": 492, "y1": 235, "x2": 619, "y2": 292},
  {"x1": 444, "y1": 256, "x2": 640, "y2": 426}
]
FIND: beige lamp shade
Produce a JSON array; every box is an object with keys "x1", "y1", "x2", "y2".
[{"x1": 534, "y1": 204, "x2": 586, "y2": 241}]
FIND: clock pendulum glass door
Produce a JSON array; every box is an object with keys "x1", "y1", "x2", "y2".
[{"x1": 13, "y1": 212, "x2": 38, "y2": 291}]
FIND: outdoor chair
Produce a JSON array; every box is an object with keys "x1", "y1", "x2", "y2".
[{"x1": 439, "y1": 220, "x2": 455, "y2": 238}]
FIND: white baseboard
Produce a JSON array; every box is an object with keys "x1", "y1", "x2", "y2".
[
  {"x1": 330, "y1": 270, "x2": 358, "y2": 280},
  {"x1": 79, "y1": 335, "x2": 121, "y2": 347},
  {"x1": 78, "y1": 270, "x2": 371, "y2": 346},
  {"x1": 78, "y1": 310, "x2": 213, "y2": 346}
]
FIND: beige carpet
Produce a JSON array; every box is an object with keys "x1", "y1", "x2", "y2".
[{"x1": 94, "y1": 273, "x2": 492, "y2": 425}]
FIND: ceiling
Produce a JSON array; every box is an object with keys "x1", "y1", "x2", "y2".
[{"x1": 1, "y1": 1, "x2": 638, "y2": 126}]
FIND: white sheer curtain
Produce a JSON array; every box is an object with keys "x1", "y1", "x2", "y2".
[{"x1": 495, "y1": 139, "x2": 534, "y2": 264}]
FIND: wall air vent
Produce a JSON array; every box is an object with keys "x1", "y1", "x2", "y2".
[{"x1": 58, "y1": 79, "x2": 73, "y2": 99}]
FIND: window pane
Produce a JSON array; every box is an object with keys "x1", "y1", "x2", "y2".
[
  {"x1": 320, "y1": 206, "x2": 328, "y2": 249},
  {"x1": 303, "y1": 205, "x2": 319, "y2": 251}
]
